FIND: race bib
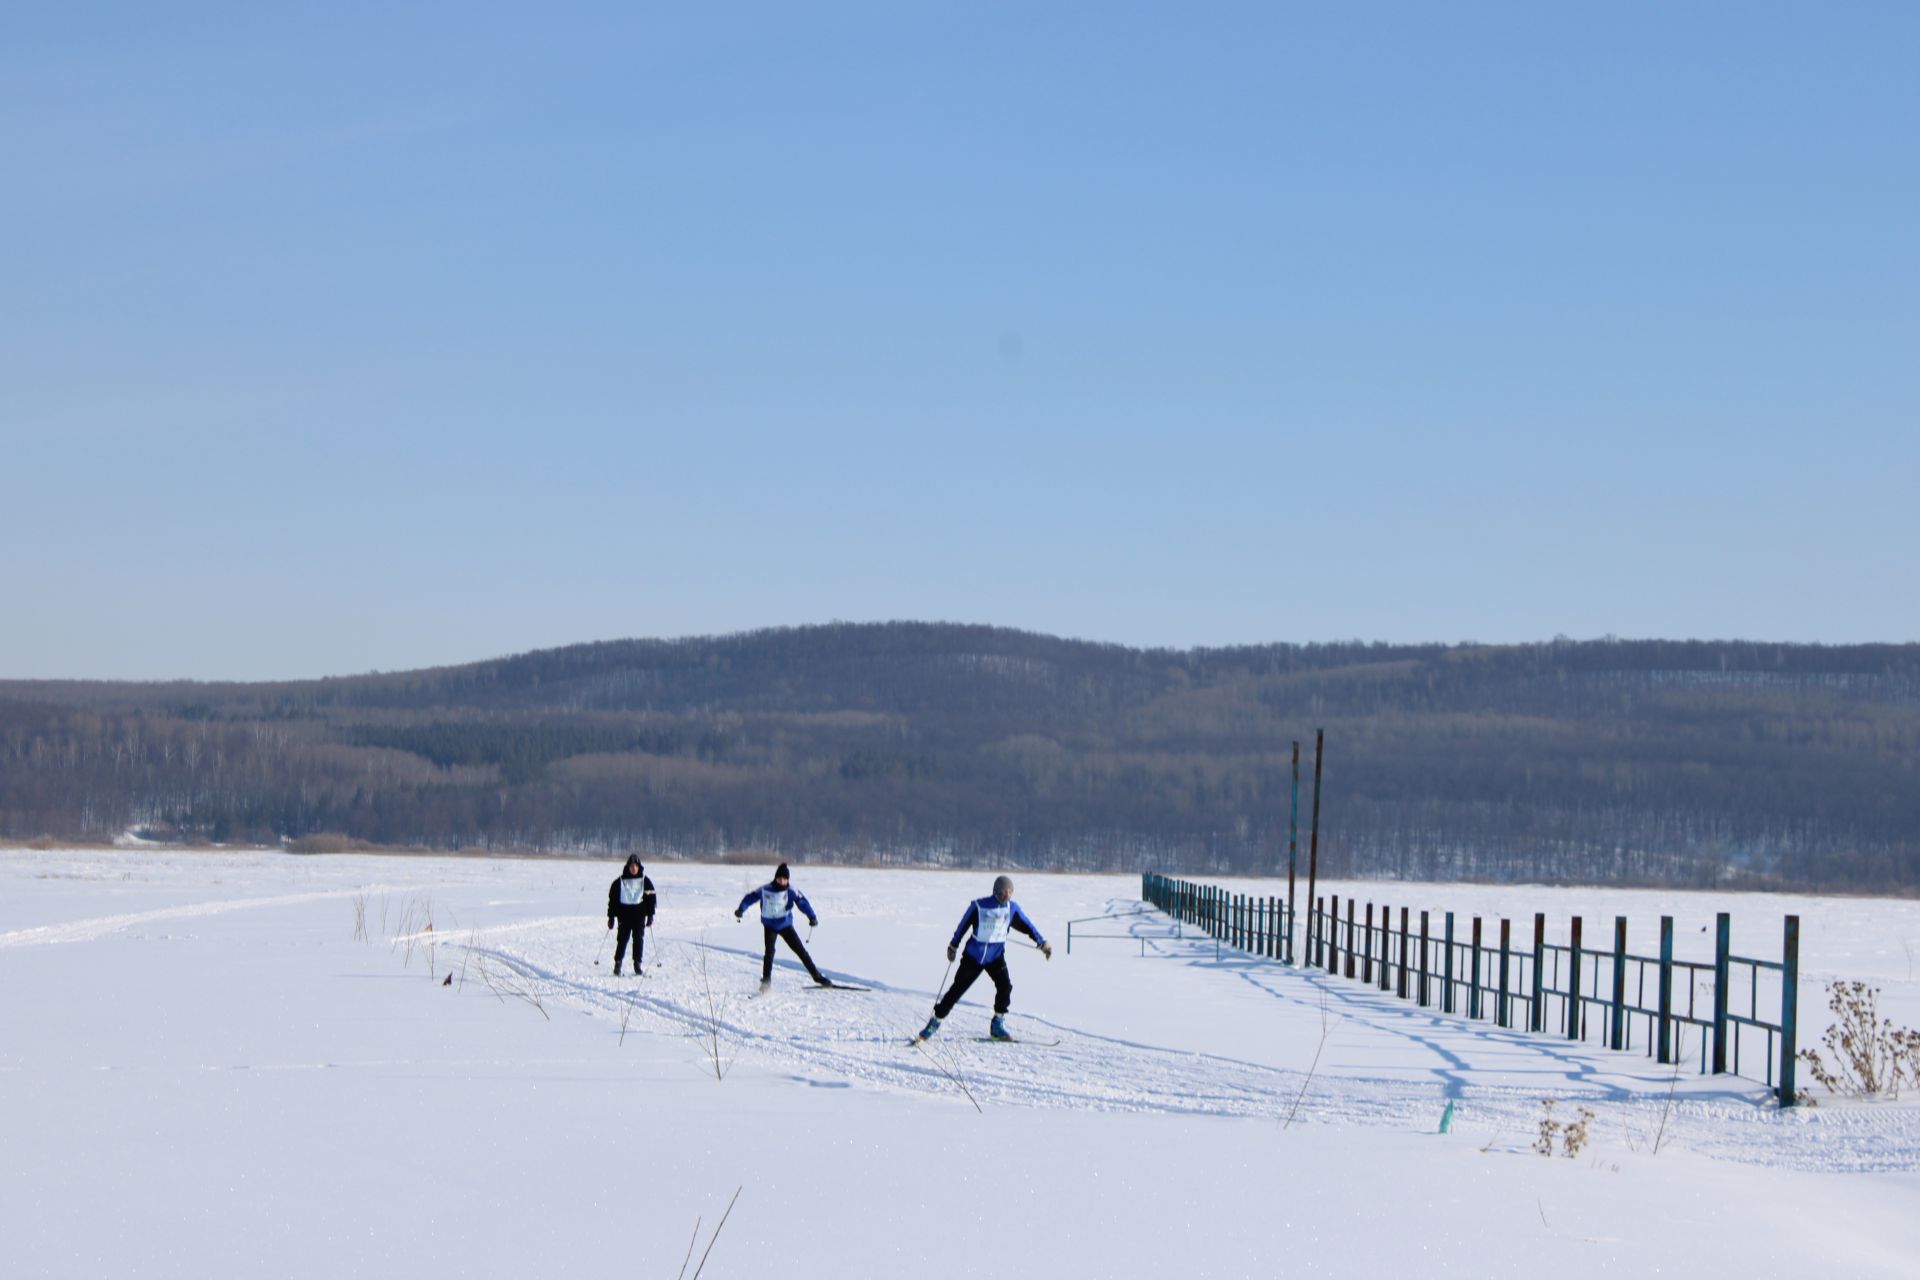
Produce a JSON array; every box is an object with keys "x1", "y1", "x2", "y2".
[
  {"x1": 759, "y1": 889, "x2": 791, "y2": 920},
  {"x1": 974, "y1": 903, "x2": 1011, "y2": 945}
]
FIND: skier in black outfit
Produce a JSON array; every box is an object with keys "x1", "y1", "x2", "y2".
[
  {"x1": 606, "y1": 855, "x2": 656, "y2": 975},
  {"x1": 735, "y1": 862, "x2": 829, "y2": 988}
]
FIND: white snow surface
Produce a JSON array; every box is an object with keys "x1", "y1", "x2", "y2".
[{"x1": 3, "y1": 848, "x2": 1917, "y2": 1278}]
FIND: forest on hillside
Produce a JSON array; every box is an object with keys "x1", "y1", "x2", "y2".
[{"x1": 3, "y1": 623, "x2": 1918, "y2": 890}]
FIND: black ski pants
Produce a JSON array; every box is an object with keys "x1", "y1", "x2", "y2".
[
  {"x1": 934, "y1": 953, "x2": 1012, "y2": 1017},
  {"x1": 762, "y1": 924, "x2": 824, "y2": 982},
  {"x1": 614, "y1": 917, "x2": 648, "y2": 971}
]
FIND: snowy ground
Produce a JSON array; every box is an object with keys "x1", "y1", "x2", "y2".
[{"x1": 4, "y1": 849, "x2": 1918, "y2": 1278}]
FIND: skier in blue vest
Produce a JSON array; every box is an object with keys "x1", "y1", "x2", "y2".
[
  {"x1": 735, "y1": 862, "x2": 829, "y2": 989},
  {"x1": 916, "y1": 875, "x2": 1051, "y2": 1042}
]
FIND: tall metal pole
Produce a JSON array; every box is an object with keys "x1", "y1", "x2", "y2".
[
  {"x1": 1287, "y1": 741, "x2": 1300, "y2": 962},
  {"x1": 1305, "y1": 728, "x2": 1325, "y2": 965}
]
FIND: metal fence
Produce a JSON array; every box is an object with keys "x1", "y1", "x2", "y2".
[
  {"x1": 1142, "y1": 872, "x2": 1801, "y2": 1107},
  {"x1": 1142, "y1": 872, "x2": 1295, "y2": 964}
]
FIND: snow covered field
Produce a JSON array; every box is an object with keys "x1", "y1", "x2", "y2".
[{"x1": 4, "y1": 848, "x2": 1918, "y2": 1278}]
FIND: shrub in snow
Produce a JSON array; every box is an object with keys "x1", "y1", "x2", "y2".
[
  {"x1": 1798, "y1": 979, "x2": 1920, "y2": 1100},
  {"x1": 1533, "y1": 1099, "x2": 1595, "y2": 1157}
]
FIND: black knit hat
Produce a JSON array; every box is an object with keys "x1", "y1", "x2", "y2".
[{"x1": 774, "y1": 862, "x2": 791, "y2": 881}]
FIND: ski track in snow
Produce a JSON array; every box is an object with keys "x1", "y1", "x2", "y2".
[
  {"x1": 449, "y1": 918, "x2": 1920, "y2": 1175},
  {"x1": 0, "y1": 887, "x2": 410, "y2": 949}
]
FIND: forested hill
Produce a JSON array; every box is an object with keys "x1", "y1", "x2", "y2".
[{"x1": 4, "y1": 624, "x2": 1918, "y2": 890}]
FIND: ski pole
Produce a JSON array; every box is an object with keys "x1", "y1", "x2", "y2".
[{"x1": 595, "y1": 924, "x2": 611, "y2": 967}]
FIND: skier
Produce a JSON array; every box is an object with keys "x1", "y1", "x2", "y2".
[
  {"x1": 735, "y1": 862, "x2": 830, "y2": 989},
  {"x1": 916, "y1": 875, "x2": 1051, "y2": 1042},
  {"x1": 605, "y1": 855, "x2": 656, "y2": 976}
]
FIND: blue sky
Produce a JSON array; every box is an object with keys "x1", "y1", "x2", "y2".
[{"x1": 4, "y1": 3, "x2": 1915, "y2": 679}]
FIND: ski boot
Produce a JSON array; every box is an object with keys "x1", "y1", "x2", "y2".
[
  {"x1": 915, "y1": 1015, "x2": 942, "y2": 1042},
  {"x1": 989, "y1": 1015, "x2": 1012, "y2": 1041}
]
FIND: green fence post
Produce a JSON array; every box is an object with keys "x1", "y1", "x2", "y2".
[
  {"x1": 1712, "y1": 912, "x2": 1731, "y2": 1074},
  {"x1": 1345, "y1": 898, "x2": 1357, "y2": 979},
  {"x1": 1362, "y1": 903, "x2": 1375, "y2": 984},
  {"x1": 1470, "y1": 917, "x2": 1483, "y2": 1020},
  {"x1": 1374, "y1": 901, "x2": 1390, "y2": 990},
  {"x1": 1780, "y1": 915, "x2": 1800, "y2": 1107},
  {"x1": 1611, "y1": 916, "x2": 1629, "y2": 1051},
  {"x1": 1657, "y1": 916, "x2": 1674, "y2": 1064},
  {"x1": 1567, "y1": 916, "x2": 1584, "y2": 1041},
  {"x1": 1398, "y1": 907, "x2": 1411, "y2": 1000},
  {"x1": 1419, "y1": 910, "x2": 1431, "y2": 1006},
  {"x1": 1489, "y1": 921, "x2": 1505, "y2": 1028},
  {"x1": 1531, "y1": 913, "x2": 1546, "y2": 1033}
]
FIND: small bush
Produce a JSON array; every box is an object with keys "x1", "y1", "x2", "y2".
[
  {"x1": 1534, "y1": 1098, "x2": 1596, "y2": 1157},
  {"x1": 1799, "y1": 979, "x2": 1920, "y2": 1099}
]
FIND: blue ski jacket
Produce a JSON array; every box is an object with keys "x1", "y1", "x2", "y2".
[
  {"x1": 950, "y1": 896, "x2": 1045, "y2": 965},
  {"x1": 738, "y1": 883, "x2": 817, "y2": 932}
]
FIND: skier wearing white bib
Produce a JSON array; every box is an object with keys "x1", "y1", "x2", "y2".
[
  {"x1": 605, "y1": 855, "x2": 656, "y2": 976},
  {"x1": 918, "y1": 875, "x2": 1051, "y2": 1042},
  {"x1": 735, "y1": 862, "x2": 829, "y2": 988}
]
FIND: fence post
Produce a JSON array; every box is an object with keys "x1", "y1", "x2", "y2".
[
  {"x1": 1498, "y1": 918, "x2": 1512, "y2": 1029},
  {"x1": 1656, "y1": 916, "x2": 1674, "y2": 1064},
  {"x1": 1345, "y1": 899, "x2": 1357, "y2": 979},
  {"x1": 1531, "y1": 913, "x2": 1546, "y2": 1033},
  {"x1": 1443, "y1": 912, "x2": 1456, "y2": 1014},
  {"x1": 1378, "y1": 903, "x2": 1391, "y2": 991},
  {"x1": 1419, "y1": 910, "x2": 1431, "y2": 1006},
  {"x1": 1712, "y1": 912, "x2": 1731, "y2": 1074},
  {"x1": 1315, "y1": 897, "x2": 1325, "y2": 968},
  {"x1": 1398, "y1": 907, "x2": 1410, "y2": 999},
  {"x1": 1469, "y1": 917, "x2": 1484, "y2": 1020},
  {"x1": 1567, "y1": 916, "x2": 1584, "y2": 1041},
  {"x1": 1779, "y1": 915, "x2": 1800, "y2": 1107},
  {"x1": 1611, "y1": 916, "x2": 1629, "y2": 1052},
  {"x1": 1363, "y1": 903, "x2": 1375, "y2": 984}
]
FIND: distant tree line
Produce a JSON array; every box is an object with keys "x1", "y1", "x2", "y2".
[{"x1": 3, "y1": 624, "x2": 1918, "y2": 891}]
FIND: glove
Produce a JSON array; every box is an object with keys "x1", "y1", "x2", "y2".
[
  {"x1": 606, "y1": 919, "x2": 614, "y2": 930},
  {"x1": 734, "y1": 911, "x2": 743, "y2": 921},
  {"x1": 1040, "y1": 942, "x2": 1054, "y2": 960},
  {"x1": 946, "y1": 944, "x2": 958, "y2": 962},
  {"x1": 809, "y1": 917, "x2": 820, "y2": 929}
]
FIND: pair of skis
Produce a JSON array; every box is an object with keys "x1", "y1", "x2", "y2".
[{"x1": 908, "y1": 1030, "x2": 1060, "y2": 1047}]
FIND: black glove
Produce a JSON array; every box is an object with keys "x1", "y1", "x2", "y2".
[
  {"x1": 606, "y1": 918, "x2": 614, "y2": 930},
  {"x1": 946, "y1": 944, "x2": 958, "y2": 962},
  {"x1": 734, "y1": 910, "x2": 743, "y2": 921}
]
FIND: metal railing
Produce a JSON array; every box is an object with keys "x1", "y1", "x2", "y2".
[
  {"x1": 1065, "y1": 906, "x2": 1185, "y2": 955},
  {"x1": 1141, "y1": 872, "x2": 1295, "y2": 964},
  {"x1": 1305, "y1": 893, "x2": 1801, "y2": 1106}
]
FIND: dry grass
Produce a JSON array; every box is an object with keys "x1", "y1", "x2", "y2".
[{"x1": 1799, "y1": 979, "x2": 1920, "y2": 1099}]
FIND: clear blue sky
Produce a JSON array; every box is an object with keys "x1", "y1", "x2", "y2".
[{"x1": 4, "y1": 3, "x2": 1915, "y2": 680}]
